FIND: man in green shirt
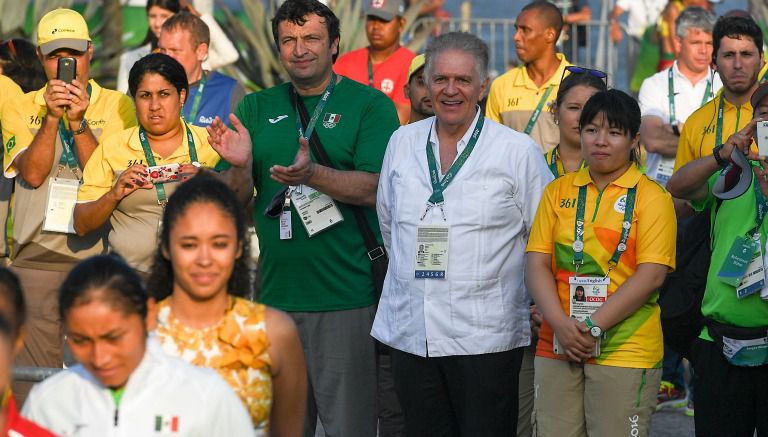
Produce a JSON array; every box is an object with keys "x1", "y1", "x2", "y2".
[{"x1": 207, "y1": 0, "x2": 400, "y2": 435}]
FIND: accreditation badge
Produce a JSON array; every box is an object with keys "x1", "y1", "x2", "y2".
[
  {"x1": 42, "y1": 177, "x2": 80, "y2": 234},
  {"x1": 718, "y1": 235, "x2": 759, "y2": 288},
  {"x1": 735, "y1": 234, "x2": 765, "y2": 299},
  {"x1": 655, "y1": 157, "x2": 675, "y2": 186},
  {"x1": 414, "y1": 224, "x2": 449, "y2": 279},
  {"x1": 553, "y1": 276, "x2": 608, "y2": 357},
  {"x1": 290, "y1": 185, "x2": 344, "y2": 237}
]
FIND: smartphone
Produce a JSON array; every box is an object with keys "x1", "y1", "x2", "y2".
[
  {"x1": 57, "y1": 57, "x2": 77, "y2": 84},
  {"x1": 146, "y1": 163, "x2": 181, "y2": 184},
  {"x1": 758, "y1": 121, "x2": 768, "y2": 157}
]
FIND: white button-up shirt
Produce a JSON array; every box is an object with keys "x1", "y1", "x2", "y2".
[
  {"x1": 638, "y1": 61, "x2": 722, "y2": 182},
  {"x1": 372, "y1": 110, "x2": 553, "y2": 357}
]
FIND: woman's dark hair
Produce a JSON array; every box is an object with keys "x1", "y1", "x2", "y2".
[
  {"x1": 147, "y1": 173, "x2": 251, "y2": 301},
  {"x1": 0, "y1": 38, "x2": 46, "y2": 92},
  {"x1": 553, "y1": 70, "x2": 608, "y2": 112},
  {"x1": 59, "y1": 254, "x2": 148, "y2": 321},
  {"x1": 0, "y1": 268, "x2": 25, "y2": 339},
  {"x1": 128, "y1": 53, "x2": 189, "y2": 99},
  {"x1": 272, "y1": 0, "x2": 341, "y2": 62},
  {"x1": 139, "y1": 0, "x2": 182, "y2": 50},
  {"x1": 712, "y1": 15, "x2": 764, "y2": 64},
  {"x1": 579, "y1": 89, "x2": 641, "y2": 164}
]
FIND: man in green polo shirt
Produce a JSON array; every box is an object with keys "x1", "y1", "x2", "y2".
[{"x1": 207, "y1": 0, "x2": 399, "y2": 435}]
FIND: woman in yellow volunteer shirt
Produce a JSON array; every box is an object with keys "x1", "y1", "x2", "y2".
[
  {"x1": 546, "y1": 66, "x2": 608, "y2": 178},
  {"x1": 526, "y1": 89, "x2": 677, "y2": 437},
  {"x1": 73, "y1": 53, "x2": 221, "y2": 275}
]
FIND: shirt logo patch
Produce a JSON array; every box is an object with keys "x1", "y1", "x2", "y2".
[
  {"x1": 5, "y1": 136, "x2": 15, "y2": 153},
  {"x1": 154, "y1": 415, "x2": 179, "y2": 433},
  {"x1": 323, "y1": 113, "x2": 341, "y2": 129},
  {"x1": 614, "y1": 195, "x2": 627, "y2": 214},
  {"x1": 268, "y1": 115, "x2": 289, "y2": 124},
  {"x1": 380, "y1": 78, "x2": 394, "y2": 94}
]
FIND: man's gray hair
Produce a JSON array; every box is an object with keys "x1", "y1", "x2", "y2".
[
  {"x1": 424, "y1": 32, "x2": 489, "y2": 81},
  {"x1": 676, "y1": 6, "x2": 717, "y2": 39}
]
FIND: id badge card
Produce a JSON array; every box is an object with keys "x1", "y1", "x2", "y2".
[
  {"x1": 290, "y1": 185, "x2": 344, "y2": 237},
  {"x1": 762, "y1": 238, "x2": 768, "y2": 300},
  {"x1": 719, "y1": 235, "x2": 758, "y2": 287},
  {"x1": 42, "y1": 177, "x2": 80, "y2": 234},
  {"x1": 414, "y1": 224, "x2": 449, "y2": 279},
  {"x1": 553, "y1": 276, "x2": 608, "y2": 357},
  {"x1": 736, "y1": 234, "x2": 765, "y2": 299},
  {"x1": 655, "y1": 157, "x2": 675, "y2": 186},
  {"x1": 279, "y1": 210, "x2": 292, "y2": 240}
]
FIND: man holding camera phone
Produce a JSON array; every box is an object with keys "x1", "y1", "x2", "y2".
[{"x1": 0, "y1": 8, "x2": 135, "y2": 401}]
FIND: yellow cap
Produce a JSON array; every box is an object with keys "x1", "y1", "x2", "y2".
[
  {"x1": 407, "y1": 54, "x2": 426, "y2": 82},
  {"x1": 37, "y1": 9, "x2": 91, "y2": 55}
]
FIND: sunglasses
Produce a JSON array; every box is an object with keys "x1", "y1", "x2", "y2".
[
  {"x1": 561, "y1": 65, "x2": 608, "y2": 85},
  {"x1": 265, "y1": 185, "x2": 291, "y2": 218}
]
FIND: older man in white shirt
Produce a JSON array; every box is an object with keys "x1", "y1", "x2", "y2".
[
  {"x1": 638, "y1": 6, "x2": 720, "y2": 186},
  {"x1": 372, "y1": 32, "x2": 552, "y2": 436}
]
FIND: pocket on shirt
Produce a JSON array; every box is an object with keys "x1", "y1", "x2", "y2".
[
  {"x1": 458, "y1": 180, "x2": 515, "y2": 226},
  {"x1": 448, "y1": 278, "x2": 507, "y2": 334}
]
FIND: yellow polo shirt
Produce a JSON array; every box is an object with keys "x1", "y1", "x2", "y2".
[
  {"x1": 526, "y1": 164, "x2": 676, "y2": 368},
  {"x1": 486, "y1": 54, "x2": 571, "y2": 152},
  {"x1": 0, "y1": 75, "x2": 23, "y2": 258},
  {"x1": 78, "y1": 122, "x2": 221, "y2": 273},
  {"x1": 1, "y1": 80, "x2": 136, "y2": 270},
  {"x1": 674, "y1": 89, "x2": 754, "y2": 171}
]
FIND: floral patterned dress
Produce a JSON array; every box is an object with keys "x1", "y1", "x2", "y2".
[{"x1": 155, "y1": 297, "x2": 272, "y2": 434}]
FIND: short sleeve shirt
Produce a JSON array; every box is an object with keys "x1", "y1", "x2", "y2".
[
  {"x1": 485, "y1": 54, "x2": 571, "y2": 152},
  {"x1": 0, "y1": 75, "x2": 23, "y2": 258},
  {"x1": 78, "y1": 122, "x2": 221, "y2": 273},
  {"x1": 1, "y1": 81, "x2": 136, "y2": 270},
  {"x1": 526, "y1": 165, "x2": 677, "y2": 368},
  {"x1": 334, "y1": 46, "x2": 415, "y2": 106},
  {"x1": 674, "y1": 90, "x2": 754, "y2": 172},
  {"x1": 235, "y1": 77, "x2": 400, "y2": 311}
]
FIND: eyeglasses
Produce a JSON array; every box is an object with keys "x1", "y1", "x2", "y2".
[
  {"x1": 264, "y1": 185, "x2": 291, "y2": 218},
  {"x1": 561, "y1": 65, "x2": 608, "y2": 85}
]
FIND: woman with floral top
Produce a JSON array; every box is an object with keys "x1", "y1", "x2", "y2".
[{"x1": 147, "y1": 173, "x2": 306, "y2": 436}]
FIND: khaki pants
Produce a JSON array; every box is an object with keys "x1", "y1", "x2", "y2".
[
  {"x1": 10, "y1": 266, "x2": 68, "y2": 405},
  {"x1": 534, "y1": 356, "x2": 660, "y2": 437},
  {"x1": 517, "y1": 344, "x2": 536, "y2": 437}
]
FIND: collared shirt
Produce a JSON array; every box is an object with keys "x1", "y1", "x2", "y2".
[
  {"x1": 638, "y1": 62, "x2": 722, "y2": 181},
  {"x1": 372, "y1": 110, "x2": 553, "y2": 357},
  {"x1": 0, "y1": 75, "x2": 23, "y2": 259},
  {"x1": 77, "y1": 122, "x2": 221, "y2": 273},
  {"x1": 675, "y1": 89, "x2": 754, "y2": 172},
  {"x1": 1, "y1": 80, "x2": 136, "y2": 271},
  {"x1": 526, "y1": 165, "x2": 676, "y2": 368},
  {"x1": 485, "y1": 53, "x2": 571, "y2": 152}
]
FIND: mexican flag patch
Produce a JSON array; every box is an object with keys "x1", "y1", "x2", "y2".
[
  {"x1": 154, "y1": 415, "x2": 179, "y2": 433},
  {"x1": 322, "y1": 113, "x2": 341, "y2": 128}
]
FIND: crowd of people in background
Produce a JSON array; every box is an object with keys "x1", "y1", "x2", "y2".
[{"x1": 0, "y1": 0, "x2": 766, "y2": 436}]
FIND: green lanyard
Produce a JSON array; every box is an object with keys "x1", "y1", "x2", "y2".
[
  {"x1": 295, "y1": 73, "x2": 337, "y2": 140},
  {"x1": 572, "y1": 184, "x2": 637, "y2": 274},
  {"x1": 423, "y1": 113, "x2": 485, "y2": 219},
  {"x1": 57, "y1": 83, "x2": 93, "y2": 179},
  {"x1": 183, "y1": 73, "x2": 207, "y2": 123},
  {"x1": 367, "y1": 48, "x2": 374, "y2": 87},
  {"x1": 667, "y1": 68, "x2": 712, "y2": 126},
  {"x1": 524, "y1": 85, "x2": 554, "y2": 135},
  {"x1": 714, "y1": 93, "x2": 743, "y2": 147},
  {"x1": 138, "y1": 122, "x2": 198, "y2": 205},
  {"x1": 548, "y1": 144, "x2": 584, "y2": 178}
]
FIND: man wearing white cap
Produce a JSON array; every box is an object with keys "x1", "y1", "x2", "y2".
[
  {"x1": 334, "y1": 0, "x2": 415, "y2": 124},
  {"x1": 1, "y1": 8, "x2": 135, "y2": 400}
]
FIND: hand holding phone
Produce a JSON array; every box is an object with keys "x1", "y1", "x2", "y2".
[
  {"x1": 146, "y1": 163, "x2": 182, "y2": 184},
  {"x1": 57, "y1": 57, "x2": 77, "y2": 84},
  {"x1": 757, "y1": 121, "x2": 768, "y2": 158}
]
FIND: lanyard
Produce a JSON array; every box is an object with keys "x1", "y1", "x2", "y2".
[
  {"x1": 367, "y1": 48, "x2": 374, "y2": 87},
  {"x1": 57, "y1": 83, "x2": 93, "y2": 180},
  {"x1": 294, "y1": 73, "x2": 337, "y2": 140},
  {"x1": 183, "y1": 73, "x2": 207, "y2": 123},
  {"x1": 423, "y1": 113, "x2": 485, "y2": 219},
  {"x1": 138, "y1": 122, "x2": 198, "y2": 205},
  {"x1": 524, "y1": 85, "x2": 554, "y2": 135},
  {"x1": 667, "y1": 68, "x2": 712, "y2": 126},
  {"x1": 548, "y1": 144, "x2": 584, "y2": 178},
  {"x1": 572, "y1": 184, "x2": 637, "y2": 274}
]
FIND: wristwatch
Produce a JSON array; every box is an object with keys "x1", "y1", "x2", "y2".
[
  {"x1": 584, "y1": 316, "x2": 603, "y2": 338},
  {"x1": 70, "y1": 118, "x2": 88, "y2": 135},
  {"x1": 712, "y1": 144, "x2": 728, "y2": 167}
]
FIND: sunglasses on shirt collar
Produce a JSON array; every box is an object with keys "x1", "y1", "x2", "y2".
[
  {"x1": 561, "y1": 66, "x2": 608, "y2": 85},
  {"x1": 265, "y1": 185, "x2": 291, "y2": 218}
]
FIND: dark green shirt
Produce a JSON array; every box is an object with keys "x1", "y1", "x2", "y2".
[{"x1": 235, "y1": 77, "x2": 399, "y2": 311}]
